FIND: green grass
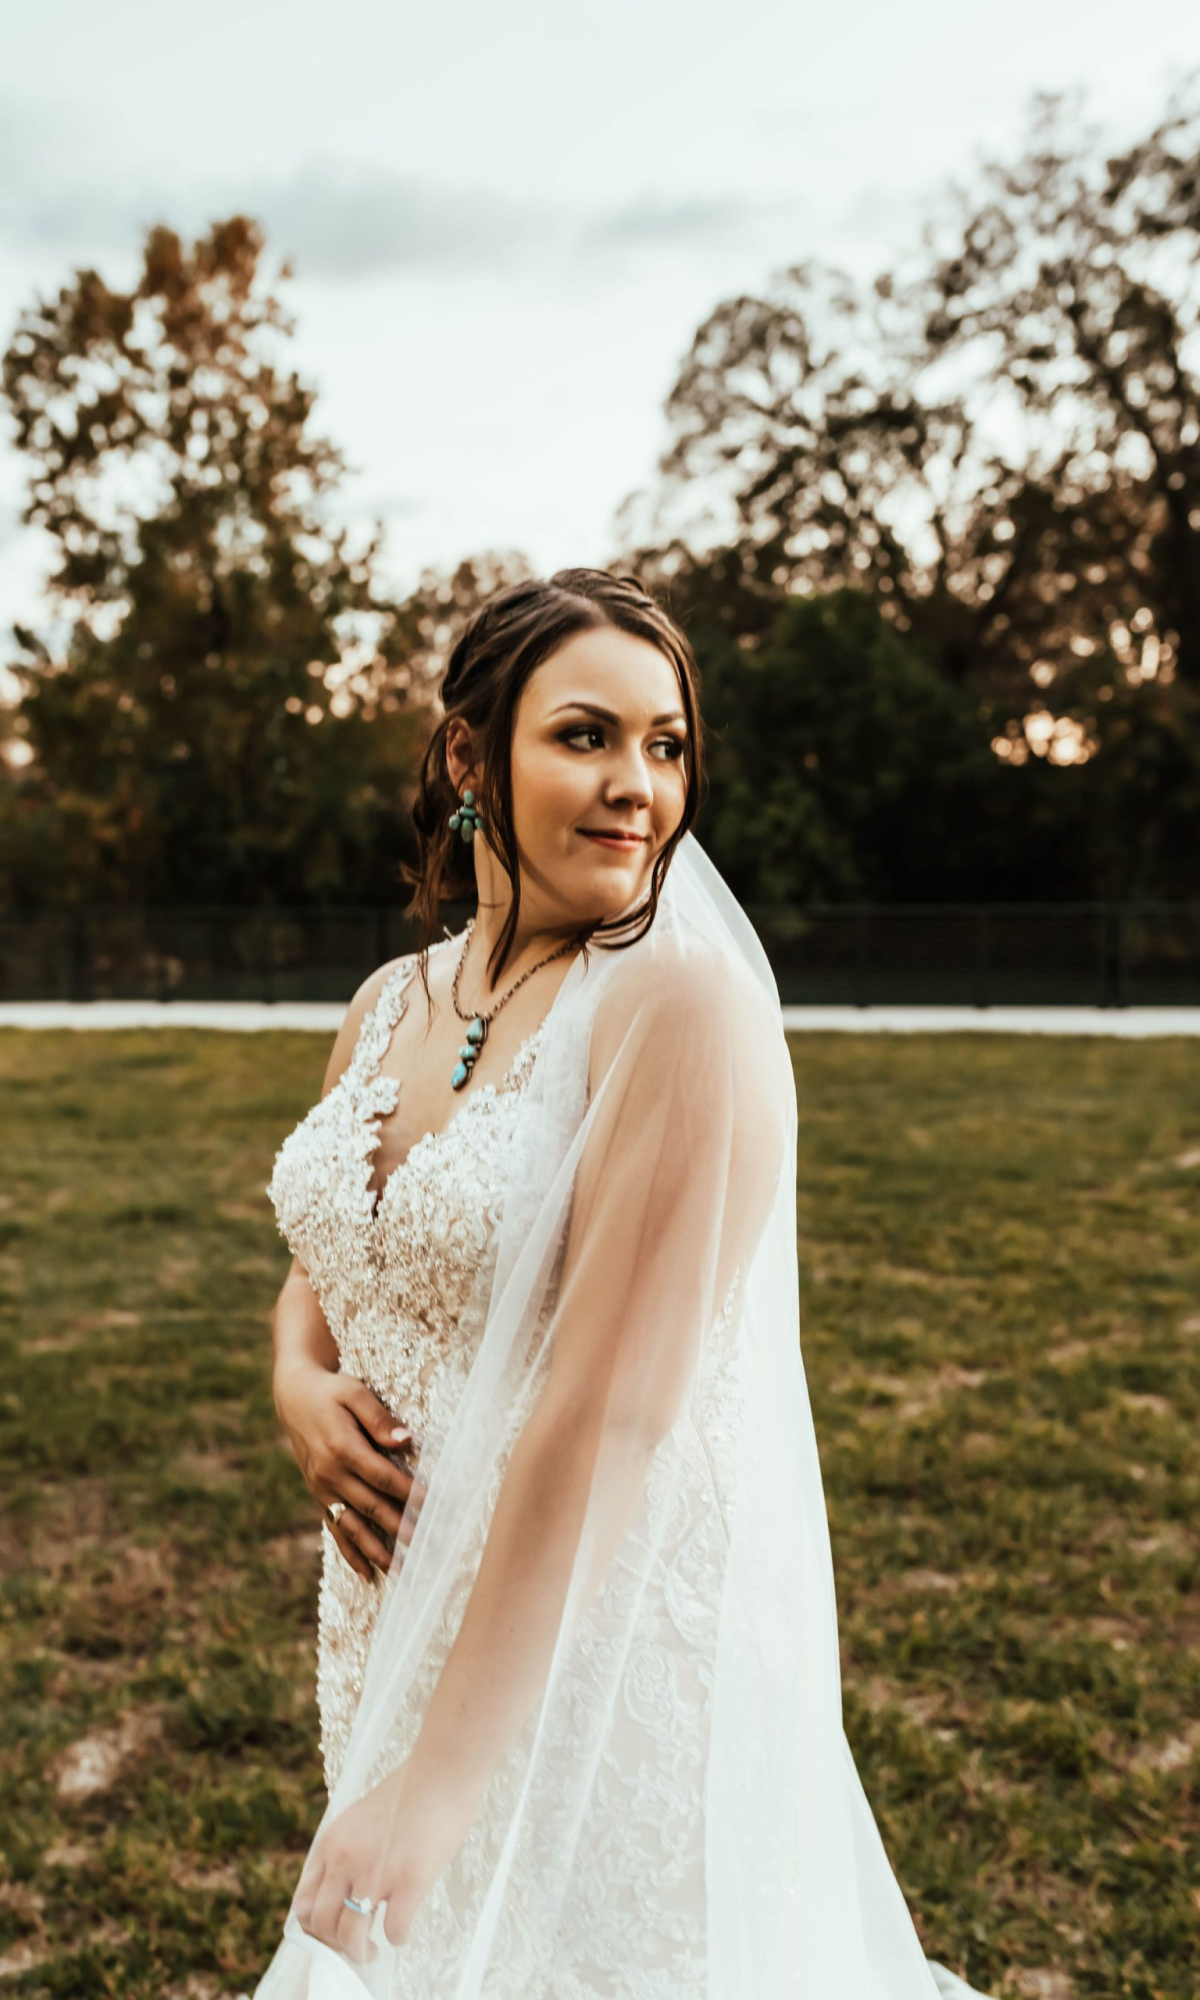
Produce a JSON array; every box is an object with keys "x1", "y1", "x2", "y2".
[{"x1": 0, "y1": 1026, "x2": 1196, "y2": 1998}]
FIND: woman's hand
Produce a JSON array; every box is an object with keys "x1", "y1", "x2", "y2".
[
  {"x1": 292, "y1": 1758, "x2": 479, "y2": 1961},
  {"x1": 273, "y1": 1360, "x2": 423, "y2": 1582}
]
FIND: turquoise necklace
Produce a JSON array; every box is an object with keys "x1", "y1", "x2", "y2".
[{"x1": 449, "y1": 916, "x2": 584, "y2": 1091}]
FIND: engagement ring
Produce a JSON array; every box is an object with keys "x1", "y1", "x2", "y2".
[
  {"x1": 325, "y1": 1500, "x2": 347, "y2": 1527},
  {"x1": 343, "y1": 1893, "x2": 377, "y2": 1916}
]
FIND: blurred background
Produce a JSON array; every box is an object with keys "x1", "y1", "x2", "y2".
[
  {"x1": 0, "y1": 8, "x2": 1197, "y2": 1998},
  {"x1": 1, "y1": 2, "x2": 1199, "y2": 1000}
]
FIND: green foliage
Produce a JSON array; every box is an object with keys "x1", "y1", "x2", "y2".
[
  {"x1": 627, "y1": 83, "x2": 1200, "y2": 898},
  {"x1": 0, "y1": 218, "x2": 428, "y2": 907},
  {"x1": 688, "y1": 581, "x2": 1200, "y2": 903},
  {"x1": 697, "y1": 587, "x2": 1003, "y2": 902}
]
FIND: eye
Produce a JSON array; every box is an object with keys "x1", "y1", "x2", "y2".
[{"x1": 558, "y1": 726, "x2": 687, "y2": 760}]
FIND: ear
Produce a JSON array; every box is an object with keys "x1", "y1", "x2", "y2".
[{"x1": 444, "y1": 718, "x2": 479, "y2": 795}]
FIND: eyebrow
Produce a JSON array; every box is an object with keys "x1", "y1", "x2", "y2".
[{"x1": 547, "y1": 701, "x2": 687, "y2": 727}]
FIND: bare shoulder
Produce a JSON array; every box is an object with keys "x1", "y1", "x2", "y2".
[{"x1": 318, "y1": 950, "x2": 416, "y2": 1098}]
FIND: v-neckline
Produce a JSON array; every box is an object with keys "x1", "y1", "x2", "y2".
[{"x1": 355, "y1": 938, "x2": 553, "y2": 1224}]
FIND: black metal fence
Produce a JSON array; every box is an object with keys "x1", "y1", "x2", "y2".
[{"x1": 1, "y1": 902, "x2": 1198, "y2": 1007}]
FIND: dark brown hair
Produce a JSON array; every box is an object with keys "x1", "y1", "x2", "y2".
[{"x1": 399, "y1": 566, "x2": 706, "y2": 996}]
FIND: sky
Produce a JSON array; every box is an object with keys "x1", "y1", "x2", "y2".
[{"x1": 1, "y1": 0, "x2": 1197, "y2": 680}]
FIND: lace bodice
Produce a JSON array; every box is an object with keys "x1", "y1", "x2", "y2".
[
  {"x1": 267, "y1": 939, "x2": 550, "y2": 1440},
  {"x1": 265, "y1": 936, "x2": 748, "y2": 1998}
]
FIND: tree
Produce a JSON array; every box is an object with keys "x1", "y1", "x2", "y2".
[
  {"x1": 921, "y1": 82, "x2": 1200, "y2": 694},
  {"x1": 616, "y1": 80, "x2": 1200, "y2": 897},
  {"x1": 692, "y1": 587, "x2": 1046, "y2": 904},
  {"x1": 0, "y1": 216, "x2": 426, "y2": 907}
]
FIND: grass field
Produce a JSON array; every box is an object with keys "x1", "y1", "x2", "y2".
[{"x1": 0, "y1": 1026, "x2": 1196, "y2": 1999}]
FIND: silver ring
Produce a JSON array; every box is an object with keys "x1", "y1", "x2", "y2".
[
  {"x1": 343, "y1": 1892, "x2": 377, "y2": 1916},
  {"x1": 325, "y1": 1500, "x2": 347, "y2": 1527}
]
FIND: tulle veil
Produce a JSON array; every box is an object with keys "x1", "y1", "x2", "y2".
[{"x1": 249, "y1": 829, "x2": 994, "y2": 2000}]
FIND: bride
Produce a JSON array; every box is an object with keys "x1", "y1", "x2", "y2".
[{"x1": 255, "y1": 568, "x2": 996, "y2": 1998}]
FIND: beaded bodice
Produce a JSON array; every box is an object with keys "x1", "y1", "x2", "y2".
[{"x1": 266, "y1": 938, "x2": 548, "y2": 1444}]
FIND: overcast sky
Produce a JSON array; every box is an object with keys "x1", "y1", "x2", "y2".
[{"x1": 1, "y1": 0, "x2": 1197, "y2": 672}]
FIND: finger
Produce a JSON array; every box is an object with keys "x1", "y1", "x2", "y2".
[
  {"x1": 382, "y1": 1889, "x2": 412, "y2": 1947},
  {"x1": 310, "y1": 1862, "x2": 349, "y2": 1946},
  {"x1": 327, "y1": 1516, "x2": 376, "y2": 1584},
  {"x1": 338, "y1": 1467, "x2": 407, "y2": 1542},
  {"x1": 341, "y1": 1377, "x2": 419, "y2": 1455},
  {"x1": 337, "y1": 1507, "x2": 396, "y2": 1577},
  {"x1": 293, "y1": 1852, "x2": 324, "y2": 1931},
  {"x1": 335, "y1": 1897, "x2": 377, "y2": 1965},
  {"x1": 343, "y1": 1433, "x2": 418, "y2": 1509}
]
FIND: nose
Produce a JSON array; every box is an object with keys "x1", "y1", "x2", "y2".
[{"x1": 603, "y1": 740, "x2": 656, "y2": 809}]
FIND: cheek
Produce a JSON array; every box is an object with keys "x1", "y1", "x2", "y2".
[
  {"x1": 511, "y1": 748, "x2": 591, "y2": 840},
  {"x1": 654, "y1": 758, "x2": 689, "y2": 818}
]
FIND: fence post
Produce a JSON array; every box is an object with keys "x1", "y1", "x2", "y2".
[
  {"x1": 854, "y1": 910, "x2": 869, "y2": 1008},
  {"x1": 262, "y1": 910, "x2": 275, "y2": 1005},
  {"x1": 974, "y1": 908, "x2": 990, "y2": 1009},
  {"x1": 67, "y1": 910, "x2": 90, "y2": 1003},
  {"x1": 1113, "y1": 906, "x2": 1127, "y2": 1009},
  {"x1": 1101, "y1": 905, "x2": 1123, "y2": 1008},
  {"x1": 153, "y1": 913, "x2": 169, "y2": 1004}
]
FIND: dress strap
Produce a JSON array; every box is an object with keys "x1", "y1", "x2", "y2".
[
  {"x1": 346, "y1": 953, "x2": 421, "y2": 1087},
  {"x1": 346, "y1": 935, "x2": 460, "y2": 1087}
]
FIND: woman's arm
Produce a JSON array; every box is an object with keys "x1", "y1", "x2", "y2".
[
  {"x1": 272, "y1": 1263, "x2": 417, "y2": 1582},
  {"x1": 402, "y1": 944, "x2": 791, "y2": 1813},
  {"x1": 270, "y1": 955, "x2": 420, "y2": 1581}
]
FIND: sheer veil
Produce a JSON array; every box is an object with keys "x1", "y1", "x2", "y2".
[{"x1": 251, "y1": 829, "x2": 993, "y2": 2000}]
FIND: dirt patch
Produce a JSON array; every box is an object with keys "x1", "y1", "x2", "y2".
[
  {"x1": 43, "y1": 1840, "x2": 92, "y2": 1869},
  {"x1": 1045, "y1": 1339, "x2": 1091, "y2": 1367},
  {"x1": 0, "y1": 1943, "x2": 49, "y2": 1977},
  {"x1": 1013, "y1": 1972, "x2": 1073, "y2": 1999},
  {"x1": 170, "y1": 1858, "x2": 244, "y2": 1895},
  {"x1": 54, "y1": 1705, "x2": 166, "y2": 1800},
  {"x1": 174, "y1": 1443, "x2": 244, "y2": 1487},
  {"x1": 900, "y1": 1567, "x2": 962, "y2": 1593},
  {"x1": 262, "y1": 1525, "x2": 323, "y2": 1564},
  {"x1": 1086, "y1": 1617, "x2": 1137, "y2": 1651},
  {"x1": 897, "y1": 1364, "x2": 990, "y2": 1419},
  {"x1": 1118, "y1": 1391, "x2": 1174, "y2": 1417},
  {"x1": 69, "y1": 1308, "x2": 144, "y2": 1333},
  {"x1": 1129, "y1": 1718, "x2": 1200, "y2": 1775}
]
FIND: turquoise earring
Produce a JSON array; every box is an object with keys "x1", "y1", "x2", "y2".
[{"x1": 448, "y1": 789, "x2": 482, "y2": 844}]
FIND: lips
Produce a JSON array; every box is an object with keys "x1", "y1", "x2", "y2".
[{"x1": 579, "y1": 831, "x2": 646, "y2": 848}]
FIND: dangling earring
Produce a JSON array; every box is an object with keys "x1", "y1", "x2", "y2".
[{"x1": 448, "y1": 789, "x2": 482, "y2": 844}]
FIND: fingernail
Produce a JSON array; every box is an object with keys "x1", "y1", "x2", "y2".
[{"x1": 390, "y1": 1426, "x2": 411, "y2": 1443}]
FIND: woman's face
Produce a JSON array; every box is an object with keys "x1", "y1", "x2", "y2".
[{"x1": 493, "y1": 625, "x2": 690, "y2": 928}]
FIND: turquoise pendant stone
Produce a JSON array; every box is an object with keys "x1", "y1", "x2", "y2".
[
  {"x1": 466, "y1": 1018, "x2": 485, "y2": 1045},
  {"x1": 451, "y1": 1061, "x2": 470, "y2": 1090},
  {"x1": 458, "y1": 1043, "x2": 476, "y2": 1061}
]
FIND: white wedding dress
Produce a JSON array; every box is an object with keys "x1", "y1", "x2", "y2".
[
  {"x1": 266, "y1": 939, "x2": 748, "y2": 1997},
  {"x1": 262, "y1": 931, "x2": 991, "y2": 1999}
]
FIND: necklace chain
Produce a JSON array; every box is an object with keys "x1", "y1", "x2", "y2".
[{"x1": 446, "y1": 917, "x2": 583, "y2": 1091}]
